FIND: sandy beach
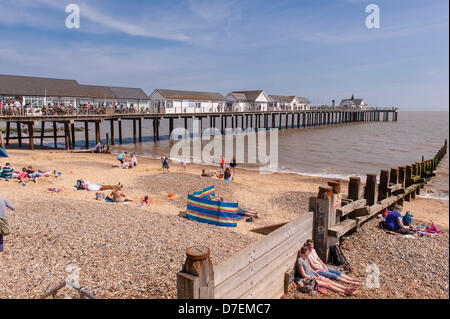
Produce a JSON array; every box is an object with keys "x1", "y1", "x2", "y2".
[{"x1": 0, "y1": 149, "x2": 448, "y2": 299}]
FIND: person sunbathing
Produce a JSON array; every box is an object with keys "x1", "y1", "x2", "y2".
[
  {"x1": 82, "y1": 181, "x2": 123, "y2": 192},
  {"x1": 305, "y1": 240, "x2": 361, "y2": 286},
  {"x1": 238, "y1": 207, "x2": 261, "y2": 219},
  {"x1": 106, "y1": 188, "x2": 133, "y2": 203},
  {"x1": 296, "y1": 246, "x2": 358, "y2": 297}
]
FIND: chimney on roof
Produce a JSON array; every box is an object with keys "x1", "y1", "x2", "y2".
[
  {"x1": 332, "y1": 100, "x2": 335, "y2": 108},
  {"x1": 351, "y1": 94, "x2": 354, "y2": 100}
]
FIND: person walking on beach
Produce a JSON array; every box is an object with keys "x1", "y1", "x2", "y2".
[
  {"x1": 0, "y1": 197, "x2": 16, "y2": 264},
  {"x1": 220, "y1": 157, "x2": 225, "y2": 170},
  {"x1": 230, "y1": 156, "x2": 237, "y2": 174},
  {"x1": 162, "y1": 156, "x2": 170, "y2": 172}
]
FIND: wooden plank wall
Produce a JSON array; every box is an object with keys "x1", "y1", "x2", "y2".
[{"x1": 213, "y1": 212, "x2": 313, "y2": 299}]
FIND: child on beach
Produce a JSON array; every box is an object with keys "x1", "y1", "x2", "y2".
[
  {"x1": 141, "y1": 196, "x2": 152, "y2": 206},
  {"x1": 162, "y1": 156, "x2": 170, "y2": 172},
  {"x1": 130, "y1": 154, "x2": 137, "y2": 169},
  {"x1": 220, "y1": 157, "x2": 225, "y2": 170}
]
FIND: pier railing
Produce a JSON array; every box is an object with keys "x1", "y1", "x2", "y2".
[{"x1": 176, "y1": 139, "x2": 447, "y2": 299}]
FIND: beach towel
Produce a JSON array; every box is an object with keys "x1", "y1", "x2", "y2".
[{"x1": 106, "y1": 198, "x2": 129, "y2": 204}]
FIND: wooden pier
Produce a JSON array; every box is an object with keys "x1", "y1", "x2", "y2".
[{"x1": 0, "y1": 108, "x2": 398, "y2": 150}]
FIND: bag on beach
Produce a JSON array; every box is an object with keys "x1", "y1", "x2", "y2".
[
  {"x1": 296, "y1": 278, "x2": 317, "y2": 295},
  {"x1": 330, "y1": 244, "x2": 352, "y2": 273},
  {"x1": 0, "y1": 217, "x2": 11, "y2": 236}
]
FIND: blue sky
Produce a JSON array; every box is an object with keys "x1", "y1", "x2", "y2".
[{"x1": 0, "y1": 0, "x2": 448, "y2": 110}]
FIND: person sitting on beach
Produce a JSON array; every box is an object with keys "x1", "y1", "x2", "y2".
[
  {"x1": 106, "y1": 188, "x2": 134, "y2": 203},
  {"x1": 129, "y1": 154, "x2": 137, "y2": 169},
  {"x1": 380, "y1": 206, "x2": 416, "y2": 235},
  {"x1": 81, "y1": 181, "x2": 123, "y2": 192},
  {"x1": 94, "y1": 142, "x2": 107, "y2": 154},
  {"x1": 141, "y1": 195, "x2": 152, "y2": 206},
  {"x1": 295, "y1": 246, "x2": 358, "y2": 297},
  {"x1": 19, "y1": 168, "x2": 29, "y2": 183},
  {"x1": 224, "y1": 167, "x2": 233, "y2": 182},
  {"x1": 117, "y1": 152, "x2": 127, "y2": 165},
  {"x1": 0, "y1": 163, "x2": 14, "y2": 180},
  {"x1": 201, "y1": 169, "x2": 213, "y2": 178},
  {"x1": 305, "y1": 240, "x2": 361, "y2": 286}
]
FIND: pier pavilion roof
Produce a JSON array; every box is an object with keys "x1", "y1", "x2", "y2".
[
  {"x1": 0, "y1": 74, "x2": 84, "y2": 97},
  {"x1": 79, "y1": 85, "x2": 117, "y2": 99},
  {"x1": 229, "y1": 90, "x2": 268, "y2": 102},
  {"x1": 108, "y1": 86, "x2": 149, "y2": 100},
  {"x1": 152, "y1": 89, "x2": 225, "y2": 101},
  {"x1": 269, "y1": 95, "x2": 297, "y2": 103}
]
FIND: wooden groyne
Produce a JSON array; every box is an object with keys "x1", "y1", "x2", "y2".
[
  {"x1": 176, "y1": 139, "x2": 447, "y2": 299},
  {"x1": 0, "y1": 108, "x2": 398, "y2": 150}
]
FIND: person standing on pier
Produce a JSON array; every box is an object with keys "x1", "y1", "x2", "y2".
[{"x1": 0, "y1": 197, "x2": 16, "y2": 264}]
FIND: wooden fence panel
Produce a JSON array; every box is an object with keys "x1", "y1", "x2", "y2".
[{"x1": 214, "y1": 213, "x2": 313, "y2": 299}]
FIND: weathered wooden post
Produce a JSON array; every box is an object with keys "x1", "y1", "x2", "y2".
[
  {"x1": 95, "y1": 121, "x2": 100, "y2": 145},
  {"x1": 40, "y1": 121, "x2": 45, "y2": 146},
  {"x1": 177, "y1": 246, "x2": 214, "y2": 299},
  {"x1": 390, "y1": 168, "x2": 399, "y2": 185},
  {"x1": 364, "y1": 174, "x2": 378, "y2": 206},
  {"x1": 398, "y1": 167, "x2": 406, "y2": 187},
  {"x1": 328, "y1": 181, "x2": 341, "y2": 227},
  {"x1": 27, "y1": 123, "x2": 35, "y2": 150},
  {"x1": 312, "y1": 186, "x2": 333, "y2": 262},
  {"x1": 64, "y1": 123, "x2": 70, "y2": 151},
  {"x1": 70, "y1": 123, "x2": 76, "y2": 149},
  {"x1": 110, "y1": 120, "x2": 115, "y2": 145},
  {"x1": 53, "y1": 122, "x2": 58, "y2": 149},
  {"x1": 405, "y1": 165, "x2": 413, "y2": 188},
  {"x1": 118, "y1": 119, "x2": 123, "y2": 144},
  {"x1": 348, "y1": 176, "x2": 362, "y2": 201},
  {"x1": 16, "y1": 122, "x2": 22, "y2": 148},
  {"x1": 378, "y1": 170, "x2": 389, "y2": 201},
  {"x1": 84, "y1": 121, "x2": 89, "y2": 149},
  {"x1": 139, "y1": 118, "x2": 143, "y2": 142}
]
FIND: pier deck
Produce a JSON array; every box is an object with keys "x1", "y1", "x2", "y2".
[{"x1": 0, "y1": 108, "x2": 398, "y2": 150}]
